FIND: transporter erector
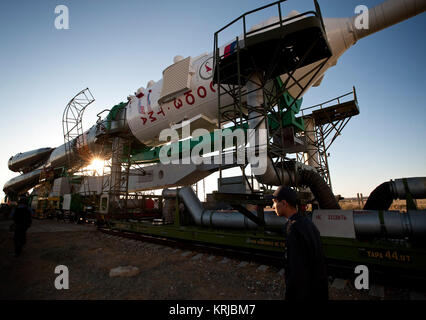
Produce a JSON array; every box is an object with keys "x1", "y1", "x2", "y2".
[{"x1": 3, "y1": 0, "x2": 426, "y2": 280}]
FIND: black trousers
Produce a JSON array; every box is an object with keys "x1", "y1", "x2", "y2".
[{"x1": 14, "y1": 226, "x2": 28, "y2": 255}]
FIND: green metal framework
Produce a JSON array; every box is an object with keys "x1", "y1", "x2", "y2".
[{"x1": 213, "y1": 0, "x2": 332, "y2": 192}]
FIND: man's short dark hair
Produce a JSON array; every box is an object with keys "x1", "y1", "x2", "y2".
[{"x1": 272, "y1": 186, "x2": 298, "y2": 207}]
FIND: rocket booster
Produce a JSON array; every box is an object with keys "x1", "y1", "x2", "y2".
[
  {"x1": 4, "y1": 0, "x2": 426, "y2": 196},
  {"x1": 8, "y1": 148, "x2": 53, "y2": 173}
]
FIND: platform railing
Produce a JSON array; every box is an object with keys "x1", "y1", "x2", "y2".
[
  {"x1": 300, "y1": 86, "x2": 358, "y2": 118},
  {"x1": 213, "y1": 0, "x2": 324, "y2": 69}
]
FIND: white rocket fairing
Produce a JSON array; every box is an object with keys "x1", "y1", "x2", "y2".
[{"x1": 4, "y1": 0, "x2": 426, "y2": 196}]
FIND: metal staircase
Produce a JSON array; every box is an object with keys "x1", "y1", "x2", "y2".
[{"x1": 213, "y1": 0, "x2": 332, "y2": 193}]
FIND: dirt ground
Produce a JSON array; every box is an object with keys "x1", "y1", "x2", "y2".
[{"x1": 0, "y1": 219, "x2": 421, "y2": 300}]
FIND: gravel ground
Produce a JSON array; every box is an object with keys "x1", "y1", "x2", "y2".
[{"x1": 0, "y1": 219, "x2": 423, "y2": 300}]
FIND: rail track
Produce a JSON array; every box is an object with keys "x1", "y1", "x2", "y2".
[
  {"x1": 34, "y1": 215, "x2": 426, "y2": 294},
  {"x1": 98, "y1": 227, "x2": 285, "y2": 269},
  {"x1": 98, "y1": 226, "x2": 426, "y2": 296}
]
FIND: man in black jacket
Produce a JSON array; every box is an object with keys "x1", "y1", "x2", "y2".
[
  {"x1": 12, "y1": 197, "x2": 33, "y2": 257},
  {"x1": 272, "y1": 186, "x2": 329, "y2": 300}
]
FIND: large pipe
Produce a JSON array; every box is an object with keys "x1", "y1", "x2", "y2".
[
  {"x1": 255, "y1": 158, "x2": 340, "y2": 209},
  {"x1": 299, "y1": 168, "x2": 340, "y2": 209},
  {"x1": 364, "y1": 177, "x2": 426, "y2": 210},
  {"x1": 390, "y1": 177, "x2": 426, "y2": 199},
  {"x1": 353, "y1": 210, "x2": 426, "y2": 241},
  {"x1": 163, "y1": 187, "x2": 286, "y2": 230},
  {"x1": 316, "y1": 209, "x2": 426, "y2": 241},
  {"x1": 167, "y1": 186, "x2": 426, "y2": 241}
]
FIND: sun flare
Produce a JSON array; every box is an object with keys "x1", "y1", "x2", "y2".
[{"x1": 85, "y1": 158, "x2": 104, "y2": 176}]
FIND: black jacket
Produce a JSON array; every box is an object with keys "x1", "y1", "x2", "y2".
[
  {"x1": 283, "y1": 212, "x2": 329, "y2": 300},
  {"x1": 13, "y1": 205, "x2": 32, "y2": 228}
]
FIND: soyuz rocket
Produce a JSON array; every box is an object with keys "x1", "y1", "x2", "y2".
[{"x1": 3, "y1": 0, "x2": 426, "y2": 197}]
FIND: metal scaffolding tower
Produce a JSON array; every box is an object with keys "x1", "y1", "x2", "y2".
[
  {"x1": 97, "y1": 105, "x2": 149, "y2": 220},
  {"x1": 297, "y1": 87, "x2": 359, "y2": 190},
  {"x1": 62, "y1": 88, "x2": 95, "y2": 172},
  {"x1": 61, "y1": 88, "x2": 96, "y2": 196},
  {"x1": 213, "y1": 0, "x2": 332, "y2": 192}
]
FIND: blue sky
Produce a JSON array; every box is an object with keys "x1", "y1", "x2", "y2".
[{"x1": 0, "y1": 0, "x2": 425, "y2": 199}]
